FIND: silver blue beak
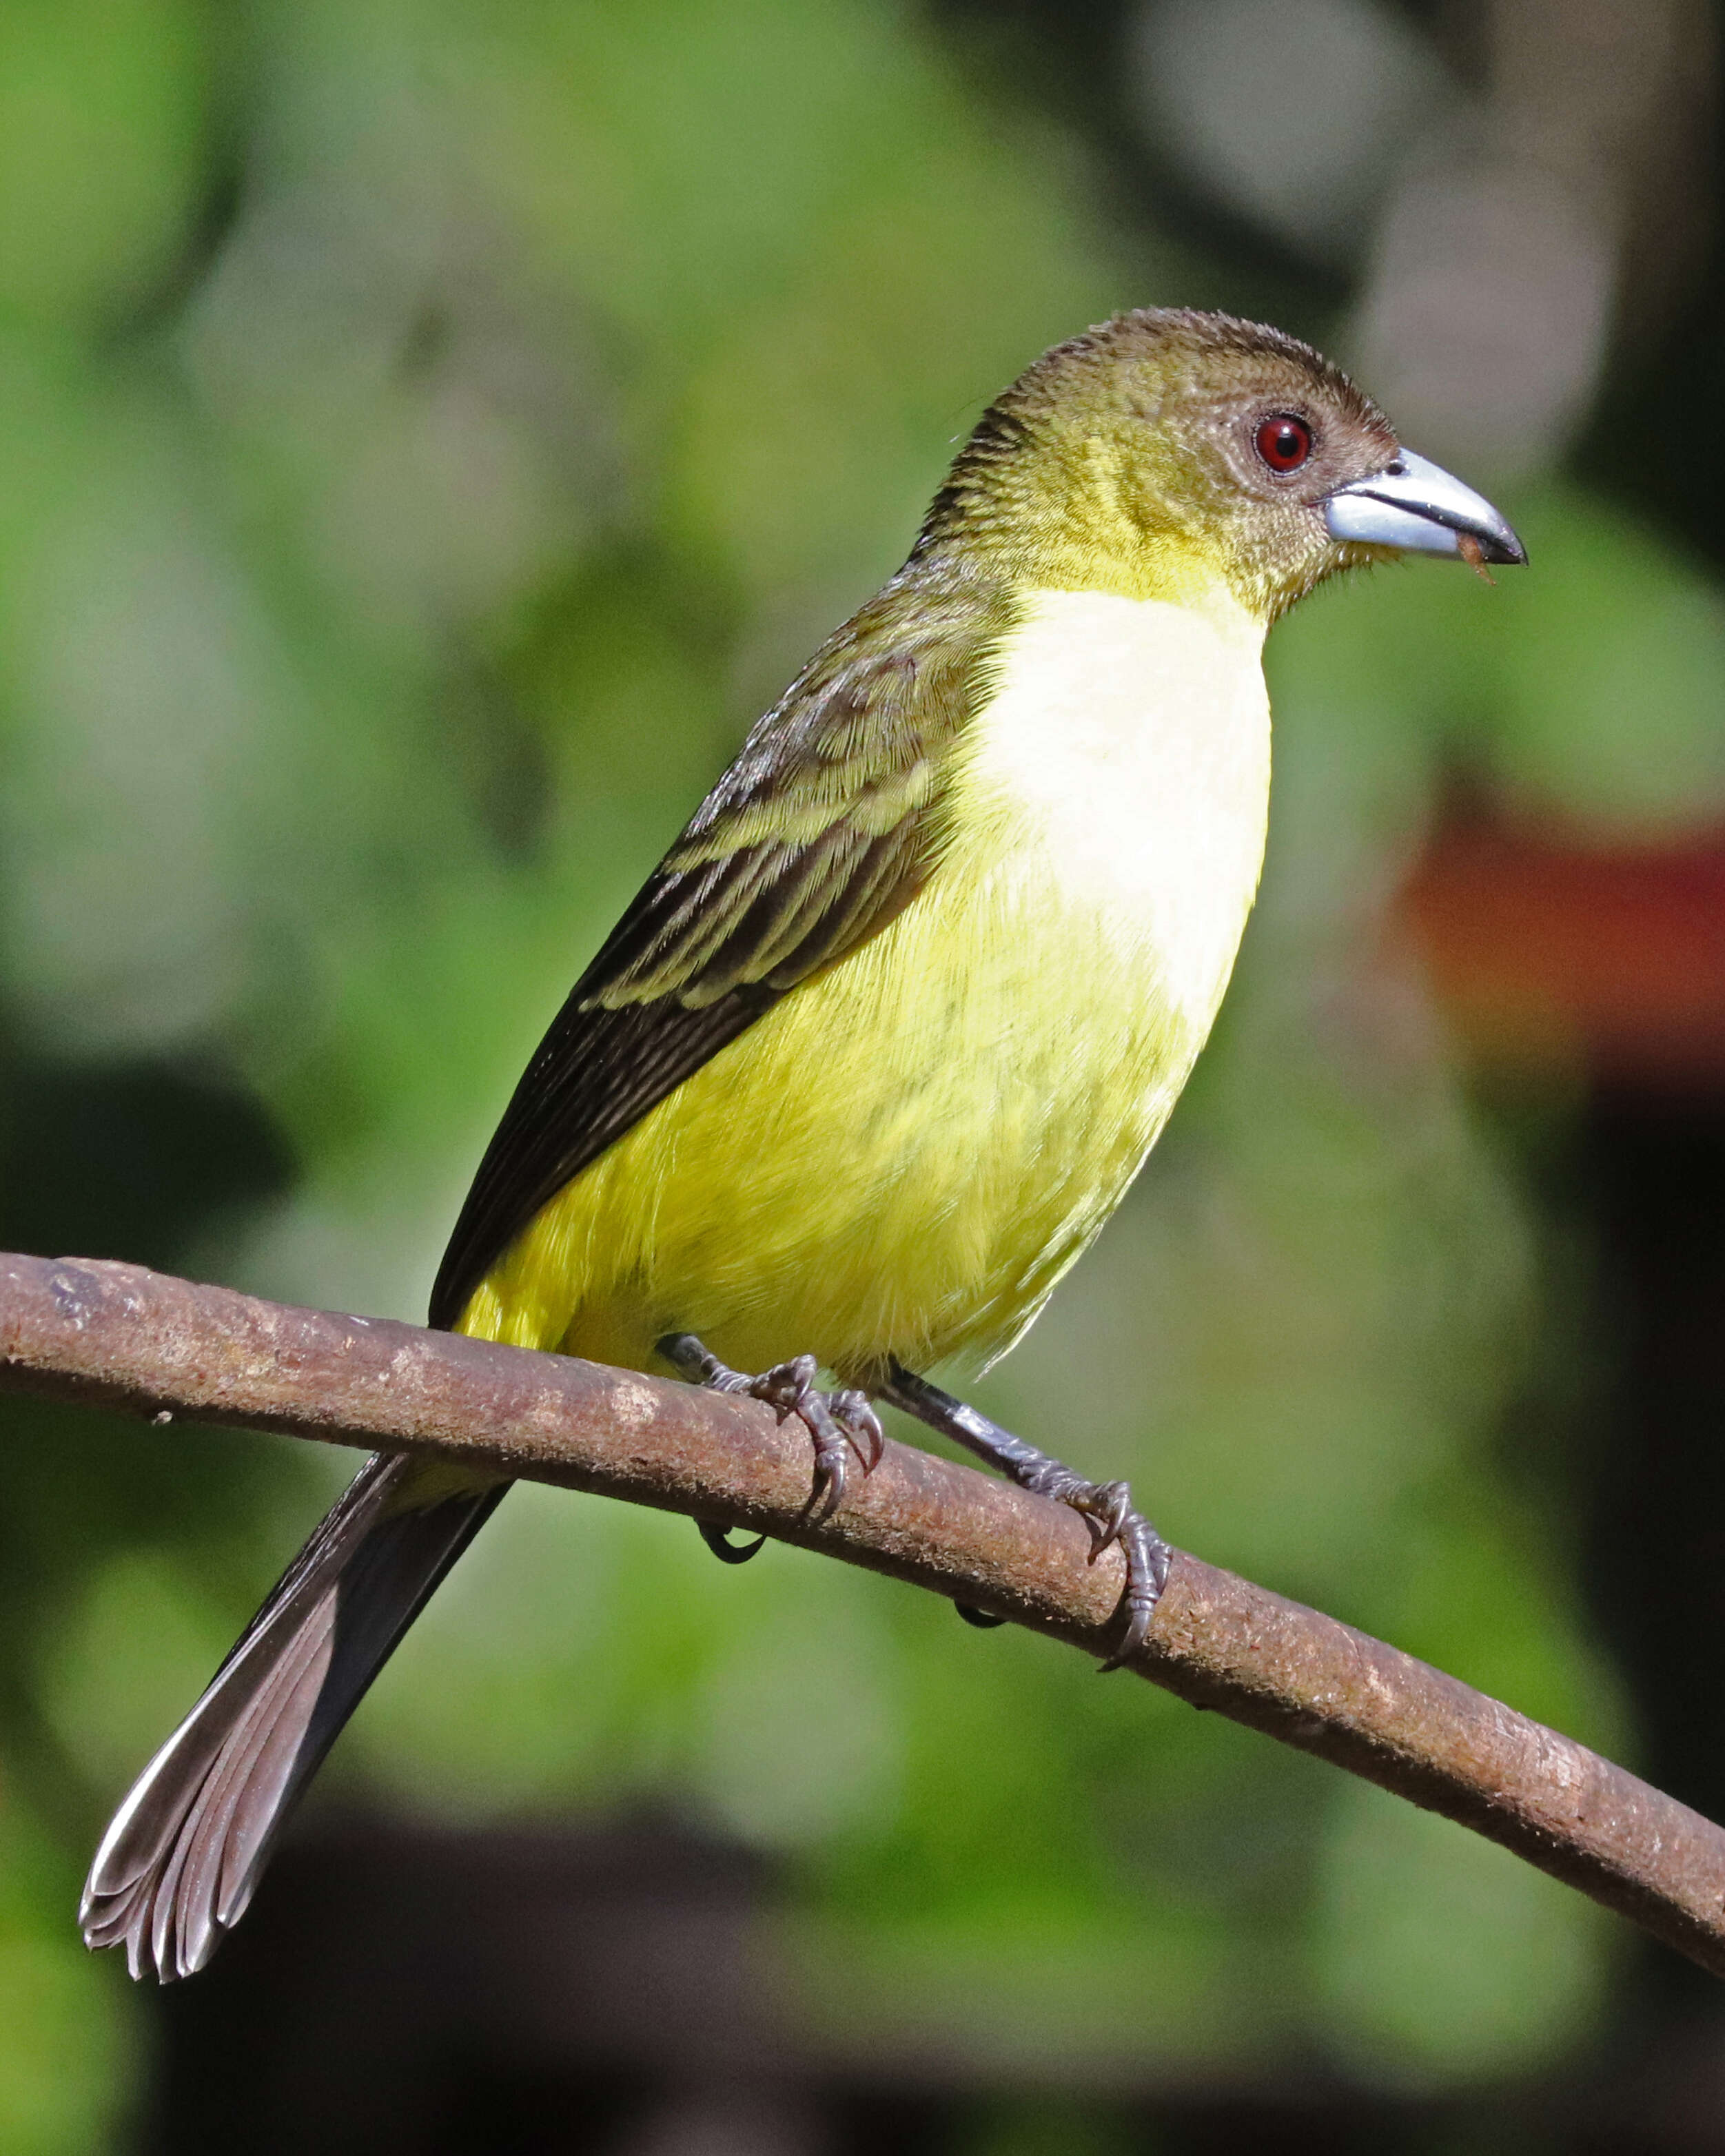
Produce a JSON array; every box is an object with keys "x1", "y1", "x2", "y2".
[{"x1": 1323, "y1": 448, "x2": 1527, "y2": 566}]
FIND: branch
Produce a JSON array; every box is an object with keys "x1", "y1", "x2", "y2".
[{"x1": 1, "y1": 1250, "x2": 1719, "y2": 1978}]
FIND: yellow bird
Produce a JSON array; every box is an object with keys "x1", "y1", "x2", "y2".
[{"x1": 81, "y1": 308, "x2": 1523, "y2": 1980}]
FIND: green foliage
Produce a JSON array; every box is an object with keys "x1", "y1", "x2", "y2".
[{"x1": 0, "y1": 1794, "x2": 134, "y2": 2155}]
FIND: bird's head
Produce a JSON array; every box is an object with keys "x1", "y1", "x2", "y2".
[{"x1": 921, "y1": 308, "x2": 1524, "y2": 622}]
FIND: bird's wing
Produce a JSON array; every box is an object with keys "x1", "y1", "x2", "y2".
[{"x1": 428, "y1": 568, "x2": 1008, "y2": 1331}]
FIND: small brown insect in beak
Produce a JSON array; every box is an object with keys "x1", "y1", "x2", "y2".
[{"x1": 1457, "y1": 533, "x2": 1496, "y2": 584}]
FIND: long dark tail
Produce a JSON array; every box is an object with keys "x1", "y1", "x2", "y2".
[{"x1": 79, "y1": 1452, "x2": 507, "y2": 1982}]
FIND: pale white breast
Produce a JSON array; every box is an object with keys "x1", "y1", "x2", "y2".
[{"x1": 961, "y1": 584, "x2": 1272, "y2": 1036}]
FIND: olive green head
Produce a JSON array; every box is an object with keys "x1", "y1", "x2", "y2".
[{"x1": 918, "y1": 309, "x2": 1523, "y2": 619}]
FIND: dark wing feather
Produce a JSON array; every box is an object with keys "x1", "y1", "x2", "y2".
[{"x1": 429, "y1": 565, "x2": 1008, "y2": 1332}]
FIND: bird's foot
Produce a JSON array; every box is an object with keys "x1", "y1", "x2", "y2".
[
  {"x1": 1021, "y1": 1467, "x2": 1169, "y2": 1671},
  {"x1": 658, "y1": 1333, "x2": 884, "y2": 1558},
  {"x1": 881, "y1": 1362, "x2": 1170, "y2": 1670}
]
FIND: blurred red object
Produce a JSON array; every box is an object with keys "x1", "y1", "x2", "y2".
[{"x1": 1403, "y1": 810, "x2": 1725, "y2": 1082}]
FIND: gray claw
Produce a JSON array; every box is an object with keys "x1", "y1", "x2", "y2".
[
  {"x1": 659, "y1": 1333, "x2": 885, "y2": 1537},
  {"x1": 799, "y1": 1393, "x2": 853, "y2": 1521},
  {"x1": 1096, "y1": 1512, "x2": 1172, "y2": 1673},
  {"x1": 1052, "y1": 1479, "x2": 1169, "y2": 1670},
  {"x1": 1079, "y1": 1479, "x2": 1133, "y2": 1559},
  {"x1": 749, "y1": 1361, "x2": 884, "y2": 1523},
  {"x1": 750, "y1": 1353, "x2": 820, "y2": 1417},
  {"x1": 832, "y1": 1389, "x2": 885, "y2": 1472}
]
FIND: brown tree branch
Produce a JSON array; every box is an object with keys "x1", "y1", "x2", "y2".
[{"x1": 1, "y1": 1249, "x2": 1719, "y2": 1977}]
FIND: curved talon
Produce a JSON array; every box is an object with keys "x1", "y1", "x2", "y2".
[
  {"x1": 955, "y1": 1602, "x2": 1007, "y2": 1630},
  {"x1": 699, "y1": 1522, "x2": 768, "y2": 1565},
  {"x1": 877, "y1": 1363, "x2": 1167, "y2": 1676},
  {"x1": 832, "y1": 1388, "x2": 885, "y2": 1472},
  {"x1": 1078, "y1": 1479, "x2": 1133, "y2": 1560},
  {"x1": 735, "y1": 1355, "x2": 886, "y2": 1524},
  {"x1": 660, "y1": 1333, "x2": 886, "y2": 1543},
  {"x1": 753, "y1": 1353, "x2": 821, "y2": 1417},
  {"x1": 1053, "y1": 1478, "x2": 1169, "y2": 1672},
  {"x1": 1096, "y1": 1514, "x2": 1172, "y2": 1673},
  {"x1": 802, "y1": 1404, "x2": 853, "y2": 1523}
]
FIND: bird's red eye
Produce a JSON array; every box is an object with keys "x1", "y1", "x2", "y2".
[{"x1": 1255, "y1": 414, "x2": 1312, "y2": 473}]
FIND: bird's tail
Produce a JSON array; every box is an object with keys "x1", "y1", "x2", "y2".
[{"x1": 79, "y1": 1452, "x2": 507, "y2": 1982}]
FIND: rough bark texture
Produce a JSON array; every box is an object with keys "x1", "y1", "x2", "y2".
[{"x1": 3, "y1": 1251, "x2": 1722, "y2": 1978}]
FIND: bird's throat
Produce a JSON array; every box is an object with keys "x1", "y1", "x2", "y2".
[{"x1": 959, "y1": 582, "x2": 1272, "y2": 1040}]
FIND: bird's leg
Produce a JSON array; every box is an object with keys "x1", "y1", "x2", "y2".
[
  {"x1": 657, "y1": 1332, "x2": 885, "y2": 1560},
  {"x1": 881, "y1": 1362, "x2": 1170, "y2": 1670}
]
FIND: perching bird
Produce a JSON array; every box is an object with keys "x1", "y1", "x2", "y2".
[{"x1": 81, "y1": 308, "x2": 1523, "y2": 1980}]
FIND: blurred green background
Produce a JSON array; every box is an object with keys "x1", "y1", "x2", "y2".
[{"x1": 3, "y1": 0, "x2": 1724, "y2": 2147}]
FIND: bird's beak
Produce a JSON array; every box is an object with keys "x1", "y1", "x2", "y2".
[{"x1": 1323, "y1": 448, "x2": 1527, "y2": 566}]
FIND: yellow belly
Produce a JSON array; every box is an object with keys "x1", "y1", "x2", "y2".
[
  {"x1": 460, "y1": 585, "x2": 1271, "y2": 1386},
  {"x1": 463, "y1": 861, "x2": 1197, "y2": 1379}
]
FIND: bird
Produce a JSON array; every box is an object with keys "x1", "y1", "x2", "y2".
[{"x1": 79, "y1": 307, "x2": 1524, "y2": 1981}]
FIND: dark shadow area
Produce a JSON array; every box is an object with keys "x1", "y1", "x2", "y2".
[
  {"x1": 141, "y1": 1814, "x2": 1725, "y2": 2156},
  {"x1": 0, "y1": 1047, "x2": 294, "y2": 1277}
]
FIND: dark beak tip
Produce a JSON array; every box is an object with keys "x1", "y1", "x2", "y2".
[{"x1": 1324, "y1": 447, "x2": 1527, "y2": 570}]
